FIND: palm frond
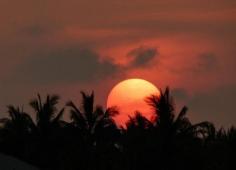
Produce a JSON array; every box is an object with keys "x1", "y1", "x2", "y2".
[{"x1": 80, "y1": 91, "x2": 94, "y2": 116}]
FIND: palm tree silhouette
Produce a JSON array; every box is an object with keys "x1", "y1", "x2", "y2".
[
  {"x1": 146, "y1": 87, "x2": 211, "y2": 139},
  {"x1": 65, "y1": 91, "x2": 120, "y2": 170},
  {"x1": 0, "y1": 106, "x2": 35, "y2": 160},
  {"x1": 0, "y1": 89, "x2": 234, "y2": 170},
  {"x1": 0, "y1": 106, "x2": 35, "y2": 135},
  {"x1": 145, "y1": 87, "x2": 212, "y2": 169},
  {"x1": 123, "y1": 112, "x2": 155, "y2": 170},
  {"x1": 126, "y1": 112, "x2": 153, "y2": 130},
  {"x1": 29, "y1": 94, "x2": 65, "y2": 135},
  {"x1": 66, "y1": 91, "x2": 119, "y2": 143},
  {"x1": 27, "y1": 94, "x2": 66, "y2": 169}
]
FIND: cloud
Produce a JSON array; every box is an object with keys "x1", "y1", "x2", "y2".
[
  {"x1": 11, "y1": 46, "x2": 119, "y2": 84},
  {"x1": 186, "y1": 85, "x2": 236, "y2": 127},
  {"x1": 169, "y1": 85, "x2": 236, "y2": 128},
  {"x1": 127, "y1": 46, "x2": 158, "y2": 68}
]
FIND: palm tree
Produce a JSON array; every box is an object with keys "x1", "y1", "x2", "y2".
[
  {"x1": 0, "y1": 106, "x2": 35, "y2": 159},
  {"x1": 125, "y1": 111, "x2": 154, "y2": 133},
  {"x1": 146, "y1": 87, "x2": 210, "y2": 139},
  {"x1": 0, "y1": 105, "x2": 35, "y2": 136},
  {"x1": 66, "y1": 91, "x2": 119, "y2": 143},
  {"x1": 145, "y1": 87, "x2": 211, "y2": 170},
  {"x1": 65, "y1": 92, "x2": 120, "y2": 170},
  {"x1": 123, "y1": 112, "x2": 155, "y2": 169},
  {"x1": 27, "y1": 94, "x2": 66, "y2": 169},
  {"x1": 29, "y1": 94, "x2": 65, "y2": 135}
]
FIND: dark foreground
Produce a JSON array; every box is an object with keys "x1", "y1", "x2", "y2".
[{"x1": 0, "y1": 88, "x2": 235, "y2": 170}]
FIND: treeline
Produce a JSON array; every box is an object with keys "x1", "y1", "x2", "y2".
[{"x1": 0, "y1": 88, "x2": 235, "y2": 170}]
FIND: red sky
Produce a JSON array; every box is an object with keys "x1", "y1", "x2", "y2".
[{"x1": 0, "y1": 0, "x2": 236, "y2": 127}]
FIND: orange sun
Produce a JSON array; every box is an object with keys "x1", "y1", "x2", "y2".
[{"x1": 107, "y1": 78, "x2": 160, "y2": 127}]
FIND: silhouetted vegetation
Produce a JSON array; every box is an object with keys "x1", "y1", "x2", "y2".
[{"x1": 0, "y1": 88, "x2": 235, "y2": 170}]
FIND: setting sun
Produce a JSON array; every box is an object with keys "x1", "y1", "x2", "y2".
[{"x1": 107, "y1": 78, "x2": 160, "y2": 127}]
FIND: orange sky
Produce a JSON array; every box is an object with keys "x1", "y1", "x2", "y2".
[{"x1": 0, "y1": 0, "x2": 236, "y2": 127}]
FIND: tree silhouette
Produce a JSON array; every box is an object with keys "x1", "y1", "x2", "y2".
[
  {"x1": 29, "y1": 94, "x2": 65, "y2": 135},
  {"x1": 27, "y1": 94, "x2": 66, "y2": 169},
  {"x1": 145, "y1": 87, "x2": 214, "y2": 170},
  {"x1": 0, "y1": 106, "x2": 35, "y2": 160},
  {"x1": 66, "y1": 92, "x2": 118, "y2": 139},
  {"x1": 126, "y1": 112, "x2": 153, "y2": 130},
  {"x1": 0, "y1": 106, "x2": 35, "y2": 135},
  {"x1": 65, "y1": 91, "x2": 120, "y2": 170},
  {"x1": 0, "y1": 88, "x2": 234, "y2": 170}
]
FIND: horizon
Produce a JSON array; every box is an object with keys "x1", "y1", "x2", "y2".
[{"x1": 0, "y1": 86, "x2": 234, "y2": 129}]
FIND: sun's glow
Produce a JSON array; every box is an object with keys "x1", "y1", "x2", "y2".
[{"x1": 107, "y1": 78, "x2": 160, "y2": 127}]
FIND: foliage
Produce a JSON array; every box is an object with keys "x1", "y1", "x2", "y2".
[{"x1": 0, "y1": 88, "x2": 235, "y2": 170}]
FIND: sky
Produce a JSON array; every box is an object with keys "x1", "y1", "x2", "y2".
[{"x1": 0, "y1": 0, "x2": 235, "y2": 127}]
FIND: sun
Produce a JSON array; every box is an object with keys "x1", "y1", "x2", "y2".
[{"x1": 107, "y1": 78, "x2": 160, "y2": 127}]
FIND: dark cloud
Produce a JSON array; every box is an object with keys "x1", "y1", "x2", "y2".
[
  {"x1": 127, "y1": 46, "x2": 158, "y2": 68},
  {"x1": 187, "y1": 85, "x2": 236, "y2": 127},
  {"x1": 11, "y1": 46, "x2": 119, "y2": 84},
  {"x1": 170, "y1": 86, "x2": 236, "y2": 128}
]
